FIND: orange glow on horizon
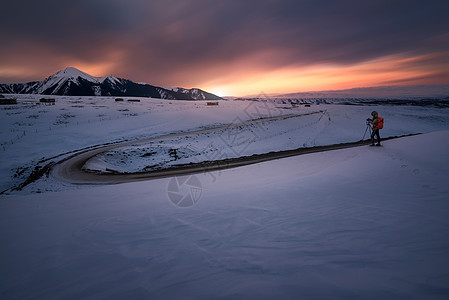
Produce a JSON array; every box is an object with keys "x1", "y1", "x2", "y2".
[
  {"x1": 201, "y1": 52, "x2": 449, "y2": 96},
  {"x1": 1, "y1": 49, "x2": 447, "y2": 96}
]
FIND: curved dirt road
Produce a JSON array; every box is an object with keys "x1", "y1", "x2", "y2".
[
  {"x1": 52, "y1": 111, "x2": 323, "y2": 184},
  {"x1": 51, "y1": 110, "x2": 416, "y2": 185},
  {"x1": 52, "y1": 134, "x2": 417, "y2": 185}
]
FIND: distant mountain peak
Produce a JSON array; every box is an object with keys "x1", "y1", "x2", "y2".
[
  {"x1": 102, "y1": 74, "x2": 120, "y2": 84},
  {"x1": 55, "y1": 66, "x2": 83, "y2": 74},
  {"x1": 53, "y1": 67, "x2": 93, "y2": 79},
  {"x1": 0, "y1": 68, "x2": 223, "y2": 100},
  {"x1": 51, "y1": 67, "x2": 112, "y2": 84}
]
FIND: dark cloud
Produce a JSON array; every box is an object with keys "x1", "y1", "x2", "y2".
[
  {"x1": 381, "y1": 70, "x2": 449, "y2": 86},
  {"x1": 1, "y1": 0, "x2": 449, "y2": 89}
]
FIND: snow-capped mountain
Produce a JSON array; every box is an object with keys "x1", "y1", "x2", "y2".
[
  {"x1": 0, "y1": 67, "x2": 223, "y2": 100},
  {"x1": 164, "y1": 87, "x2": 222, "y2": 100}
]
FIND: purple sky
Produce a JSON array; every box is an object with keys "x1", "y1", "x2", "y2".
[{"x1": 1, "y1": 0, "x2": 448, "y2": 96}]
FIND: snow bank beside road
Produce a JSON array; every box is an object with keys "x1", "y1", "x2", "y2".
[{"x1": 1, "y1": 131, "x2": 449, "y2": 299}]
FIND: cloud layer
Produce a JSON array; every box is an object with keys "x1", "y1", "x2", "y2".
[{"x1": 1, "y1": 0, "x2": 448, "y2": 95}]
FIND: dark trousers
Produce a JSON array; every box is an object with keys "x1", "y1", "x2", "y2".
[{"x1": 371, "y1": 129, "x2": 381, "y2": 145}]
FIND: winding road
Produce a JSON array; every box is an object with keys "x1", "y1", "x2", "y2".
[{"x1": 51, "y1": 111, "x2": 416, "y2": 185}]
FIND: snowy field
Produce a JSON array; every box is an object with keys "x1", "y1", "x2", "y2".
[
  {"x1": 1, "y1": 95, "x2": 449, "y2": 193},
  {"x1": 1, "y1": 95, "x2": 449, "y2": 298}
]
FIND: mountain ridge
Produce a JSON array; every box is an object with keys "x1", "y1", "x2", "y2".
[{"x1": 0, "y1": 67, "x2": 223, "y2": 100}]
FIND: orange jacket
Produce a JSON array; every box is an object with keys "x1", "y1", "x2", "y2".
[{"x1": 373, "y1": 116, "x2": 384, "y2": 130}]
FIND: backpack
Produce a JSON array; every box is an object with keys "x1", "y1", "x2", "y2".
[{"x1": 377, "y1": 116, "x2": 384, "y2": 129}]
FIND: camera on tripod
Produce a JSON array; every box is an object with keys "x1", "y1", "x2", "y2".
[{"x1": 361, "y1": 118, "x2": 373, "y2": 140}]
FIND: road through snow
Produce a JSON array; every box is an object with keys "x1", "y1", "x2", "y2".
[
  {"x1": 51, "y1": 111, "x2": 324, "y2": 184},
  {"x1": 52, "y1": 129, "x2": 416, "y2": 185}
]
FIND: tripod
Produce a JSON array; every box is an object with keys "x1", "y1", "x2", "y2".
[{"x1": 362, "y1": 120, "x2": 372, "y2": 141}]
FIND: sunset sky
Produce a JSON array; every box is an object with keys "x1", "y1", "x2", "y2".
[{"x1": 1, "y1": 0, "x2": 448, "y2": 96}]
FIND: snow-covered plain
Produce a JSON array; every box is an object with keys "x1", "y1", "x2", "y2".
[
  {"x1": 1, "y1": 95, "x2": 449, "y2": 192},
  {"x1": 1, "y1": 95, "x2": 449, "y2": 298}
]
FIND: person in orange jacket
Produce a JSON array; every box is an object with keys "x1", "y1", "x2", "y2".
[{"x1": 368, "y1": 111, "x2": 383, "y2": 146}]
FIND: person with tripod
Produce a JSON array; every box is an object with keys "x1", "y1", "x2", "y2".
[{"x1": 367, "y1": 111, "x2": 383, "y2": 146}]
